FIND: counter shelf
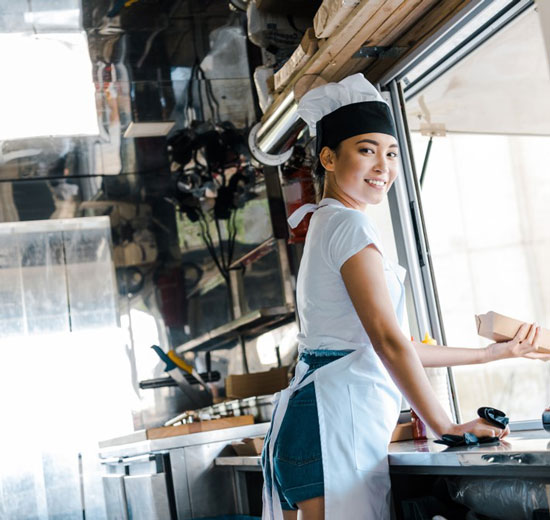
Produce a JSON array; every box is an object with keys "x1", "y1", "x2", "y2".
[
  {"x1": 174, "y1": 305, "x2": 295, "y2": 354},
  {"x1": 215, "y1": 456, "x2": 262, "y2": 470},
  {"x1": 211, "y1": 429, "x2": 550, "y2": 477},
  {"x1": 389, "y1": 428, "x2": 550, "y2": 478},
  {"x1": 99, "y1": 422, "x2": 270, "y2": 459}
]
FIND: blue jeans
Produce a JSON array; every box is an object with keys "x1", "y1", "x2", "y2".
[{"x1": 262, "y1": 349, "x2": 353, "y2": 510}]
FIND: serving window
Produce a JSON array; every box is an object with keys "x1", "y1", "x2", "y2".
[{"x1": 386, "y1": 3, "x2": 550, "y2": 424}]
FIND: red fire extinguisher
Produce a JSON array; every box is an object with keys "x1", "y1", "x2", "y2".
[{"x1": 281, "y1": 163, "x2": 317, "y2": 243}]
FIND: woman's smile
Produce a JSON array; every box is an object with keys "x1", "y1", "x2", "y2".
[{"x1": 364, "y1": 178, "x2": 387, "y2": 190}]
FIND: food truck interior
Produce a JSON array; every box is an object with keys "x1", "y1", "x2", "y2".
[{"x1": 0, "y1": 0, "x2": 549, "y2": 518}]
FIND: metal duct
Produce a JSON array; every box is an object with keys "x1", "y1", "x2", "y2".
[{"x1": 248, "y1": 91, "x2": 305, "y2": 166}]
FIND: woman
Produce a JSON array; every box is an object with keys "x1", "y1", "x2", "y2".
[{"x1": 261, "y1": 74, "x2": 546, "y2": 520}]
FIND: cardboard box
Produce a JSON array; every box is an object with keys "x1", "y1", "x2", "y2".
[
  {"x1": 314, "y1": 0, "x2": 360, "y2": 38},
  {"x1": 390, "y1": 421, "x2": 414, "y2": 443},
  {"x1": 225, "y1": 367, "x2": 289, "y2": 399},
  {"x1": 231, "y1": 436, "x2": 265, "y2": 456},
  {"x1": 273, "y1": 28, "x2": 318, "y2": 92},
  {"x1": 475, "y1": 311, "x2": 550, "y2": 353}
]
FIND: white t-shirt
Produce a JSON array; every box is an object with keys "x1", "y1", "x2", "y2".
[{"x1": 294, "y1": 198, "x2": 406, "y2": 352}]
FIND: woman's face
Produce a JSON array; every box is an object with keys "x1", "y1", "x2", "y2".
[{"x1": 320, "y1": 132, "x2": 399, "y2": 206}]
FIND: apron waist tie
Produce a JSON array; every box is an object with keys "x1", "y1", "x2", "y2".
[{"x1": 263, "y1": 360, "x2": 316, "y2": 520}]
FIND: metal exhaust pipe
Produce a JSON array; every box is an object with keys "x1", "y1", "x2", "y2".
[
  {"x1": 248, "y1": 91, "x2": 305, "y2": 166},
  {"x1": 248, "y1": 76, "x2": 327, "y2": 166}
]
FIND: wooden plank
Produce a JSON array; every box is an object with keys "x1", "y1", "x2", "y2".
[
  {"x1": 334, "y1": 0, "x2": 439, "y2": 79},
  {"x1": 146, "y1": 415, "x2": 255, "y2": 440},
  {"x1": 377, "y1": 0, "x2": 440, "y2": 46},
  {"x1": 261, "y1": 0, "x2": 391, "y2": 120},
  {"x1": 365, "y1": 0, "x2": 473, "y2": 81},
  {"x1": 274, "y1": 28, "x2": 318, "y2": 92},
  {"x1": 327, "y1": 0, "x2": 428, "y2": 80},
  {"x1": 260, "y1": 0, "x2": 475, "y2": 119},
  {"x1": 316, "y1": 0, "x2": 421, "y2": 81},
  {"x1": 314, "y1": 0, "x2": 361, "y2": 39},
  {"x1": 308, "y1": 0, "x2": 402, "y2": 76}
]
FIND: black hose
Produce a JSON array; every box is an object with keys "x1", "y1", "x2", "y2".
[{"x1": 420, "y1": 136, "x2": 433, "y2": 188}]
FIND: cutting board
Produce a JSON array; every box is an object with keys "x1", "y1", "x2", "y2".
[{"x1": 146, "y1": 415, "x2": 255, "y2": 440}]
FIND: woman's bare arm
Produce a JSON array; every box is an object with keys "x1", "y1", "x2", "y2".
[
  {"x1": 340, "y1": 244, "x2": 532, "y2": 439},
  {"x1": 412, "y1": 325, "x2": 545, "y2": 367},
  {"x1": 412, "y1": 341, "x2": 488, "y2": 368},
  {"x1": 340, "y1": 244, "x2": 455, "y2": 437}
]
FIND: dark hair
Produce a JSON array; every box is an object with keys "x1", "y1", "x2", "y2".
[{"x1": 311, "y1": 143, "x2": 340, "y2": 199}]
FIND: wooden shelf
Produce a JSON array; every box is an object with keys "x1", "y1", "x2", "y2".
[
  {"x1": 228, "y1": 237, "x2": 276, "y2": 270},
  {"x1": 264, "y1": 0, "x2": 474, "y2": 117},
  {"x1": 175, "y1": 305, "x2": 296, "y2": 354}
]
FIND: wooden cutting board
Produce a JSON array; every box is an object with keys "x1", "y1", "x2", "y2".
[{"x1": 146, "y1": 415, "x2": 255, "y2": 440}]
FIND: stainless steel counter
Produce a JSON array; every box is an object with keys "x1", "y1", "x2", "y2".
[
  {"x1": 99, "y1": 422, "x2": 271, "y2": 519},
  {"x1": 210, "y1": 431, "x2": 550, "y2": 519},
  {"x1": 99, "y1": 423, "x2": 270, "y2": 459},
  {"x1": 216, "y1": 455, "x2": 262, "y2": 469},
  {"x1": 98, "y1": 425, "x2": 550, "y2": 519},
  {"x1": 388, "y1": 429, "x2": 550, "y2": 477},
  {"x1": 211, "y1": 429, "x2": 550, "y2": 478}
]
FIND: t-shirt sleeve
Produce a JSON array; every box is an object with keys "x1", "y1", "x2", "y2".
[{"x1": 325, "y1": 210, "x2": 382, "y2": 272}]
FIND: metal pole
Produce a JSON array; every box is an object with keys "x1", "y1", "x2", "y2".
[
  {"x1": 419, "y1": 136, "x2": 433, "y2": 188},
  {"x1": 385, "y1": 83, "x2": 461, "y2": 423}
]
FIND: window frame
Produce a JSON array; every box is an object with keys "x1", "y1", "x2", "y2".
[{"x1": 379, "y1": 0, "x2": 541, "y2": 428}]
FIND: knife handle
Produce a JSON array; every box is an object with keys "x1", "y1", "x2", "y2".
[
  {"x1": 167, "y1": 350, "x2": 194, "y2": 374},
  {"x1": 151, "y1": 345, "x2": 177, "y2": 371}
]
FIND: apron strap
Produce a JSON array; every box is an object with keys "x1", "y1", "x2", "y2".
[
  {"x1": 287, "y1": 203, "x2": 320, "y2": 229},
  {"x1": 287, "y1": 198, "x2": 347, "y2": 229},
  {"x1": 263, "y1": 361, "x2": 317, "y2": 519}
]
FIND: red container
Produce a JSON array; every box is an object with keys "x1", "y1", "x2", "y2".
[
  {"x1": 282, "y1": 165, "x2": 316, "y2": 244},
  {"x1": 411, "y1": 408, "x2": 427, "y2": 440}
]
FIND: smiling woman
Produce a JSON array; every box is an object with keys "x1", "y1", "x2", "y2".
[
  {"x1": 258, "y1": 73, "x2": 540, "y2": 520},
  {"x1": 318, "y1": 133, "x2": 399, "y2": 206},
  {"x1": 0, "y1": 31, "x2": 98, "y2": 140}
]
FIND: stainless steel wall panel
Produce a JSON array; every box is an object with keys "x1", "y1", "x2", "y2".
[
  {"x1": 185, "y1": 442, "x2": 238, "y2": 518},
  {"x1": 102, "y1": 475, "x2": 129, "y2": 520},
  {"x1": 169, "y1": 448, "x2": 192, "y2": 520},
  {"x1": 124, "y1": 474, "x2": 173, "y2": 520}
]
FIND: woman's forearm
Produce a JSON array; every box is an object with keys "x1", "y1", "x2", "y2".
[
  {"x1": 376, "y1": 337, "x2": 454, "y2": 437},
  {"x1": 412, "y1": 341, "x2": 490, "y2": 367}
]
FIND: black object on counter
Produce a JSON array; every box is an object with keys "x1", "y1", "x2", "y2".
[
  {"x1": 435, "y1": 432, "x2": 499, "y2": 448},
  {"x1": 140, "y1": 377, "x2": 179, "y2": 389},
  {"x1": 542, "y1": 410, "x2": 550, "y2": 433},
  {"x1": 477, "y1": 406, "x2": 509, "y2": 429},
  {"x1": 435, "y1": 406, "x2": 509, "y2": 447},
  {"x1": 139, "y1": 371, "x2": 220, "y2": 389}
]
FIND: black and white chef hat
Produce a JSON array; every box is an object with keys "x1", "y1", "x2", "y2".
[{"x1": 296, "y1": 73, "x2": 397, "y2": 154}]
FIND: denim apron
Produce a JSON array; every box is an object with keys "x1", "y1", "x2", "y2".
[{"x1": 262, "y1": 200, "x2": 407, "y2": 520}]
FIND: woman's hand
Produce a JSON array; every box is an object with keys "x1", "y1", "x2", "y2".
[
  {"x1": 447, "y1": 418, "x2": 510, "y2": 440},
  {"x1": 485, "y1": 322, "x2": 549, "y2": 361}
]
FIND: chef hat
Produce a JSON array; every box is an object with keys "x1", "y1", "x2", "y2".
[{"x1": 296, "y1": 73, "x2": 396, "y2": 154}]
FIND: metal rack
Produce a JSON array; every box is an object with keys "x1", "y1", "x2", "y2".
[{"x1": 174, "y1": 304, "x2": 295, "y2": 354}]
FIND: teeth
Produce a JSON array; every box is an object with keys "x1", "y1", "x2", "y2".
[{"x1": 366, "y1": 179, "x2": 386, "y2": 187}]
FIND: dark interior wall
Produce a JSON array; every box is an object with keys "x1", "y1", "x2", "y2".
[
  {"x1": 0, "y1": 167, "x2": 286, "y2": 429},
  {"x1": 0, "y1": 0, "x2": 296, "y2": 428}
]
